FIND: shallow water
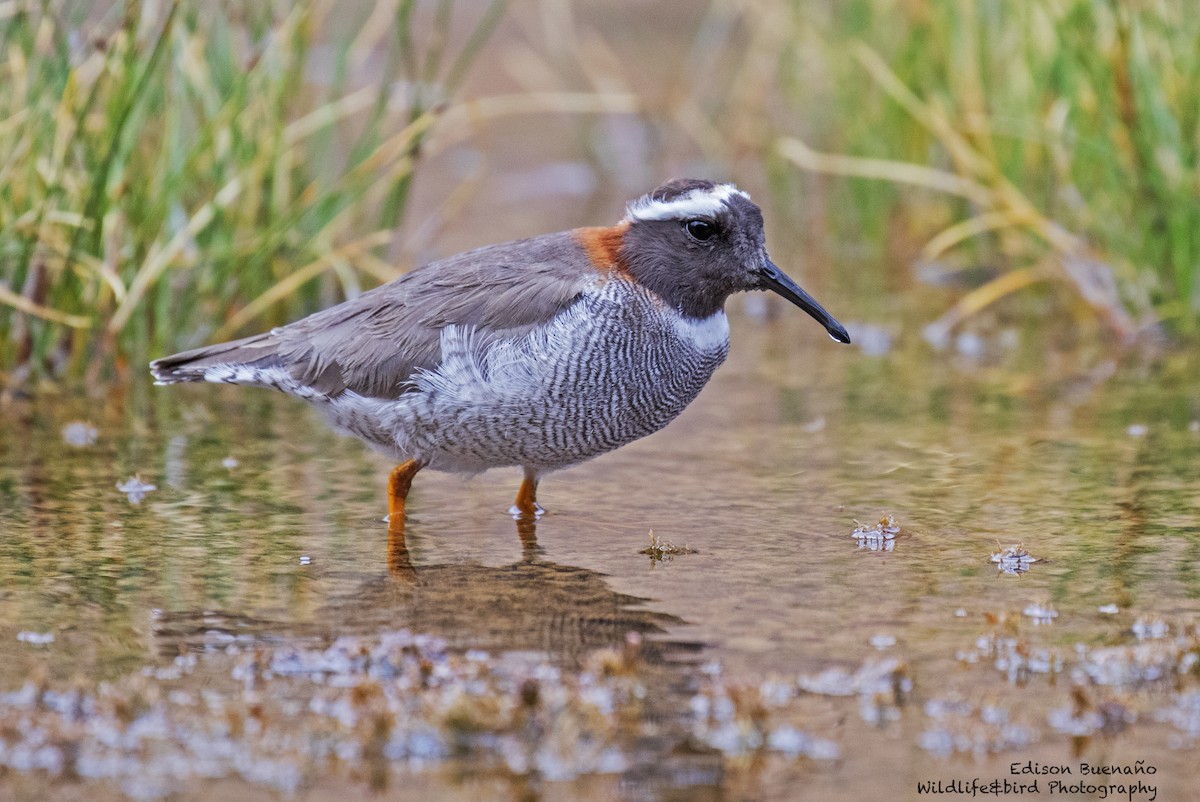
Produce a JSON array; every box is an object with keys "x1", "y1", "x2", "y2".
[{"x1": 2, "y1": 306, "x2": 1199, "y2": 800}]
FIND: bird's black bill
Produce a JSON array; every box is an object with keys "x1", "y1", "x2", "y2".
[{"x1": 760, "y1": 260, "x2": 851, "y2": 344}]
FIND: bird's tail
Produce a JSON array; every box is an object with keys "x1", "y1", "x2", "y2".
[{"x1": 149, "y1": 332, "x2": 282, "y2": 385}]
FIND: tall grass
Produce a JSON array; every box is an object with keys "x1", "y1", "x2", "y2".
[
  {"x1": 0, "y1": 0, "x2": 506, "y2": 386},
  {"x1": 770, "y1": 0, "x2": 1200, "y2": 341},
  {"x1": 7, "y1": 0, "x2": 1193, "y2": 388}
]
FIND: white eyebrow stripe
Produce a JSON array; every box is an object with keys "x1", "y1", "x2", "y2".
[{"x1": 623, "y1": 183, "x2": 750, "y2": 222}]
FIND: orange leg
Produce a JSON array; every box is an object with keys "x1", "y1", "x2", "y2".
[
  {"x1": 388, "y1": 459, "x2": 423, "y2": 523},
  {"x1": 510, "y1": 467, "x2": 544, "y2": 519},
  {"x1": 387, "y1": 460, "x2": 422, "y2": 577}
]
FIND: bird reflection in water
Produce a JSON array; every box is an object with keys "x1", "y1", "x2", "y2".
[{"x1": 386, "y1": 503, "x2": 541, "y2": 579}]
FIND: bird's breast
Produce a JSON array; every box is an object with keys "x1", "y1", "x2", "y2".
[{"x1": 391, "y1": 278, "x2": 729, "y2": 471}]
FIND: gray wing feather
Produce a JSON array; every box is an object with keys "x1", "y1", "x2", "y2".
[{"x1": 150, "y1": 232, "x2": 595, "y2": 399}]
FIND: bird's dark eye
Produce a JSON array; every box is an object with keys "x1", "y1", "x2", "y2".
[{"x1": 685, "y1": 219, "x2": 715, "y2": 242}]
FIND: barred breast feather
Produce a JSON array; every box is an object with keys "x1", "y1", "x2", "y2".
[{"x1": 319, "y1": 277, "x2": 729, "y2": 474}]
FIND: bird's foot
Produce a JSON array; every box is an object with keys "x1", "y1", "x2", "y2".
[{"x1": 508, "y1": 501, "x2": 545, "y2": 520}]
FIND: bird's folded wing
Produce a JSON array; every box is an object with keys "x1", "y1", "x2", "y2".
[{"x1": 152, "y1": 232, "x2": 597, "y2": 398}]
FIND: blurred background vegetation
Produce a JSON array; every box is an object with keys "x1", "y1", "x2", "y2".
[{"x1": 1, "y1": 0, "x2": 1196, "y2": 388}]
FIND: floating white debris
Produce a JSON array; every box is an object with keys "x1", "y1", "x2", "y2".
[
  {"x1": 1074, "y1": 630, "x2": 1197, "y2": 688},
  {"x1": 0, "y1": 629, "x2": 668, "y2": 794},
  {"x1": 852, "y1": 515, "x2": 900, "y2": 552},
  {"x1": 689, "y1": 678, "x2": 842, "y2": 758},
  {"x1": 1190, "y1": 420, "x2": 1200, "y2": 434},
  {"x1": 766, "y1": 724, "x2": 840, "y2": 760},
  {"x1": 958, "y1": 629, "x2": 1064, "y2": 681},
  {"x1": 1132, "y1": 616, "x2": 1169, "y2": 641},
  {"x1": 869, "y1": 633, "x2": 897, "y2": 650},
  {"x1": 116, "y1": 476, "x2": 157, "y2": 504},
  {"x1": 1047, "y1": 700, "x2": 1132, "y2": 736},
  {"x1": 298, "y1": 555, "x2": 312, "y2": 566},
  {"x1": 796, "y1": 656, "x2": 912, "y2": 722},
  {"x1": 1126, "y1": 423, "x2": 1149, "y2": 437},
  {"x1": 1156, "y1": 690, "x2": 1200, "y2": 739},
  {"x1": 802, "y1": 416, "x2": 826, "y2": 433},
  {"x1": 924, "y1": 698, "x2": 974, "y2": 719},
  {"x1": 1023, "y1": 603, "x2": 1058, "y2": 624},
  {"x1": 1098, "y1": 604, "x2": 1120, "y2": 615},
  {"x1": 221, "y1": 456, "x2": 239, "y2": 469},
  {"x1": 954, "y1": 608, "x2": 969, "y2": 618},
  {"x1": 16, "y1": 631, "x2": 54, "y2": 645},
  {"x1": 958, "y1": 614, "x2": 1200, "y2": 695},
  {"x1": 61, "y1": 421, "x2": 98, "y2": 447},
  {"x1": 918, "y1": 697, "x2": 1037, "y2": 758},
  {"x1": 991, "y1": 543, "x2": 1039, "y2": 575},
  {"x1": 916, "y1": 728, "x2": 956, "y2": 757}
]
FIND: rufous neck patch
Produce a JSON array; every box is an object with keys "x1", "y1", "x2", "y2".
[{"x1": 574, "y1": 222, "x2": 632, "y2": 279}]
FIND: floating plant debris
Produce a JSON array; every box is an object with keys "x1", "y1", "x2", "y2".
[
  {"x1": 1022, "y1": 602, "x2": 1058, "y2": 625},
  {"x1": 639, "y1": 530, "x2": 696, "y2": 564},
  {"x1": 948, "y1": 611, "x2": 1200, "y2": 754},
  {"x1": 61, "y1": 421, "x2": 98, "y2": 447},
  {"x1": 0, "y1": 630, "x2": 658, "y2": 795},
  {"x1": 797, "y1": 656, "x2": 911, "y2": 725},
  {"x1": 1073, "y1": 625, "x2": 1200, "y2": 688},
  {"x1": 688, "y1": 673, "x2": 840, "y2": 759},
  {"x1": 919, "y1": 697, "x2": 1039, "y2": 758},
  {"x1": 1156, "y1": 691, "x2": 1200, "y2": 744},
  {"x1": 869, "y1": 633, "x2": 897, "y2": 650},
  {"x1": 958, "y1": 613, "x2": 1200, "y2": 692},
  {"x1": 116, "y1": 475, "x2": 157, "y2": 504},
  {"x1": 956, "y1": 623, "x2": 1064, "y2": 682},
  {"x1": 1046, "y1": 687, "x2": 1134, "y2": 737},
  {"x1": 991, "y1": 543, "x2": 1039, "y2": 575},
  {"x1": 1132, "y1": 616, "x2": 1170, "y2": 641},
  {"x1": 851, "y1": 514, "x2": 900, "y2": 551},
  {"x1": 0, "y1": 625, "x2": 862, "y2": 797}
]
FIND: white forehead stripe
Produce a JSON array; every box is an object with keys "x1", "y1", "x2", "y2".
[{"x1": 623, "y1": 183, "x2": 750, "y2": 222}]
